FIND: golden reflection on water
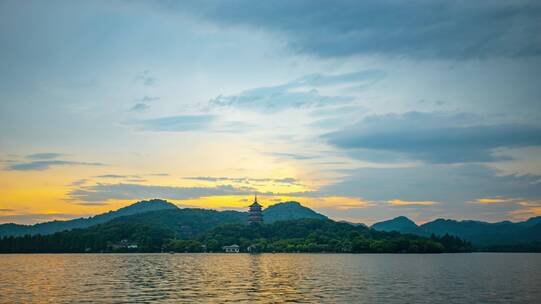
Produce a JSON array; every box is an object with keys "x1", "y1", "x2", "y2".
[{"x1": 1, "y1": 253, "x2": 540, "y2": 303}]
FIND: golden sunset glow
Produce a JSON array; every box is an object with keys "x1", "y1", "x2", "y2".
[
  {"x1": 476, "y1": 198, "x2": 513, "y2": 204},
  {"x1": 387, "y1": 200, "x2": 438, "y2": 206}
]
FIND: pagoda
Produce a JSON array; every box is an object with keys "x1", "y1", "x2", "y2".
[{"x1": 248, "y1": 194, "x2": 263, "y2": 224}]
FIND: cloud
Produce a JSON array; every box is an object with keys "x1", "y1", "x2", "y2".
[
  {"x1": 132, "y1": 114, "x2": 216, "y2": 132},
  {"x1": 324, "y1": 112, "x2": 541, "y2": 164},
  {"x1": 137, "y1": 96, "x2": 160, "y2": 103},
  {"x1": 508, "y1": 200, "x2": 541, "y2": 219},
  {"x1": 130, "y1": 103, "x2": 149, "y2": 112},
  {"x1": 135, "y1": 70, "x2": 157, "y2": 86},
  {"x1": 469, "y1": 197, "x2": 541, "y2": 220},
  {"x1": 126, "y1": 179, "x2": 146, "y2": 183},
  {"x1": 475, "y1": 197, "x2": 518, "y2": 204},
  {"x1": 76, "y1": 202, "x2": 111, "y2": 206},
  {"x1": 68, "y1": 183, "x2": 256, "y2": 202},
  {"x1": 96, "y1": 173, "x2": 168, "y2": 178},
  {"x1": 130, "y1": 96, "x2": 159, "y2": 112},
  {"x1": 388, "y1": 199, "x2": 437, "y2": 206},
  {"x1": 184, "y1": 176, "x2": 300, "y2": 185},
  {"x1": 147, "y1": 173, "x2": 169, "y2": 176},
  {"x1": 0, "y1": 213, "x2": 82, "y2": 225},
  {"x1": 7, "y1": 160, "x2": 105, "y2": 171},
  {"x1": 26, "y1": 152, "x2": 63, "y2": 160},
  {"x1": 209, "y1": 71, "x2": 383, "y2": 111},
  {"x1": 177, "y1": 0, "x2": 541, "y2": 59},
  {"x1": 319, "y1": 164, "x2": 541, "y2": 204},
  {"x1": 270, "y1": 152, "x2": 314, "y2": 160},
  {"x1": 69, "y1": 179, "x2": 89, "y2": 186},
  {"x1": 96, "y1": 174, "x2": 140, "y2": 179}
]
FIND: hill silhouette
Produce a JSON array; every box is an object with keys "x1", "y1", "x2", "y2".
[
  {"x1": 0, "y1": 199, "x2": 177, "y2": 237},
  {"x1": 263, "y1": 201, "x2": 327, "y2": 222},
  {"x1": 0, "y1": 200, "x2": 326, "y2": 237},
  {"x1": 2, "y1": 199, "x2": 540, "y2": 251},
  {"x1": 371, "y1": 216, "x2": 541, "y2": 249},
  {"x1": 0, "y1": 217, "x2": 471, "y2": 254}
]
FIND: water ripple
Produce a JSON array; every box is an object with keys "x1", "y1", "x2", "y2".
[{"x1": 0, "y1": 253, "x2": 540, "y2": 303}]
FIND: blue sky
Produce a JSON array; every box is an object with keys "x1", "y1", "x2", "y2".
[{"x1": 1, "y1": 0, "x2": 540, "y2": 224}]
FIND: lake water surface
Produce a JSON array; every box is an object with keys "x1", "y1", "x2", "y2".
[{"x1": 0, "y1": 253, "x2": 540, "y2": 303}]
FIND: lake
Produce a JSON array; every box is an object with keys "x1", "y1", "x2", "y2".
[{"x1": 0, "y1": 253, "x2": 540, "y2": 303}]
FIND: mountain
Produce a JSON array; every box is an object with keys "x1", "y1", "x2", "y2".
[
  {"x1": 371, "y1": 216, "x2": 425, "y2": 235},
  {"x1": 0, "y1": 200, "x2": 326, "y2": 237},
  {"x1": 0, "y1": 199, "x2": 178, "y2": 237},
  {"x1": 3, "y1": 198, "x2": 539, "y2": 251},
  {"x1": 263, "y1": 201, "x2": 327, "y2": 223},
  {"x1": 519, "y1": 216, "x2": 541, "y2": 227},
  {"x1": 0, "y1": 216, "x2": 472, "y2": 254},
  {"x1": 102, "y1": 208, "x2": 247, "y2": 238},
  {"x1": 371, "y1": 216, "x2": 541, "y2": 248},
  {"x1": 55, "y1": 201, "x2": 327, "y2": 238}
]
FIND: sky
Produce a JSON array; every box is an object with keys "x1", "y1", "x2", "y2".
[{"x1": 1, "y1": 0, "x2": 541, "y2": 225}]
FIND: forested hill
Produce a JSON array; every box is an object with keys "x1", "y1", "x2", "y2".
[
  {"x1": 0, "y1": 199, "x2": 178, "y2": 237},
  {"x1": 371, "y1": 216, "x2": 541, "y2": 250},
  {"x1": 0, "y1": 200, "x2": 327, "y2": 237},
  {"x1": 263, "y1": 201, "x2": 327, "y2": 222},
  {"x1": 0, "y1": 217, "x2": 473, "y2": 254}
]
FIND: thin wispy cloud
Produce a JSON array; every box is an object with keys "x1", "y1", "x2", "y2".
[
  {"x1": 26, "y1": 153, "x2": 63, "y2": 160},
  {"x1": 388, "y1": 200, "x2": 438, "y2": 206},
  {"x1": 135, "y1": 70, "x2": 157, "y2": 86},
  {"x1": 132, "y1": 115, "x2": 216, "y2": 132},
  {"x1": 8, "y1": 160, "x2": 105, "y2": 171},
  {"x1": 0, "y1": 213, "x2": 83, "y2": 225},
  {"x1": 68, "y1": 183, "x2": 256, "y2": 202},
  {"x1": 209, "y1": 71, "x2": 382, "y2": 112},
  {"x1": 270, "y1": 152, "x2": 315, "y2": 160},
  {"x1": 475, "y1": 197, "x2": 517, "y2": 204},
  {"x1": 184, "y1": 176, "x2": 300, "y2": 185},
  {"x1": 130, "y1": 96, "x2": 160, "y2": 112},
  {"x1": 137, "y1": 96, "x2": 160, "y2": 103},
  {"x1": 96, "y1": 174, "x2": 142, "y2": 179},
  {"x1": 130, "y1": 103, "x2": 149, "y2": 112},
  {"x1": 4, "y1": 153, "x2": 104, "y2": 171}
]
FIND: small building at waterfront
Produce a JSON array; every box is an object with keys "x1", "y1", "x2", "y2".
[{"x1": 223, "y1": 244, "x2": 240, "y2": 253}]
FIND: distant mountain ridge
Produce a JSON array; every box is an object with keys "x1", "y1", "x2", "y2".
[
  {"x1": 0, "y1": 199, "x2": 178, "y2": 237},
  {"x1": 0, "y1": 200, "x2": 327, "y2": 237},
  {"x1": 0, "y1": 215, "x2": 472, "y2": 254},
  {"x1": 371, "y1": 216, "x2": 541, "y2": 247},
  {"x1": 3, "y1": 198, "x2": 540, "y2": 250}
]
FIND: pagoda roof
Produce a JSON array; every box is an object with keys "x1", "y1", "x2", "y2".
[{"x1": 250, "y1": 201, "x2": 262, "y2": 207}]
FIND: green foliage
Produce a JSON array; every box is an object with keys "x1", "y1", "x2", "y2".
[
  {"x1": 196, "y1": 219, "x2": 468, "y2": 253},
  {"x1": 0, "y1": 218, "x2": 474, "y2": 254},
  {"x1": 0, "y1": 221, "x2": 175, "y2": 253},
  {"x1": 0, "y1": 199, "x2": 178, "y2": 237},
  {"x1": 372, "y1": 216, "x2": 541, "y2": 247}
]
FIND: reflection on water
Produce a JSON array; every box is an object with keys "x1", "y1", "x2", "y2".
[{"x1": 0, "y1": 253, "x2": 540, "y2": 303}]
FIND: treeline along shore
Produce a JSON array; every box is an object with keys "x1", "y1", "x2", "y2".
[{"x1": 0, "y1": 218, "x2": 472, "y2": 254}]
